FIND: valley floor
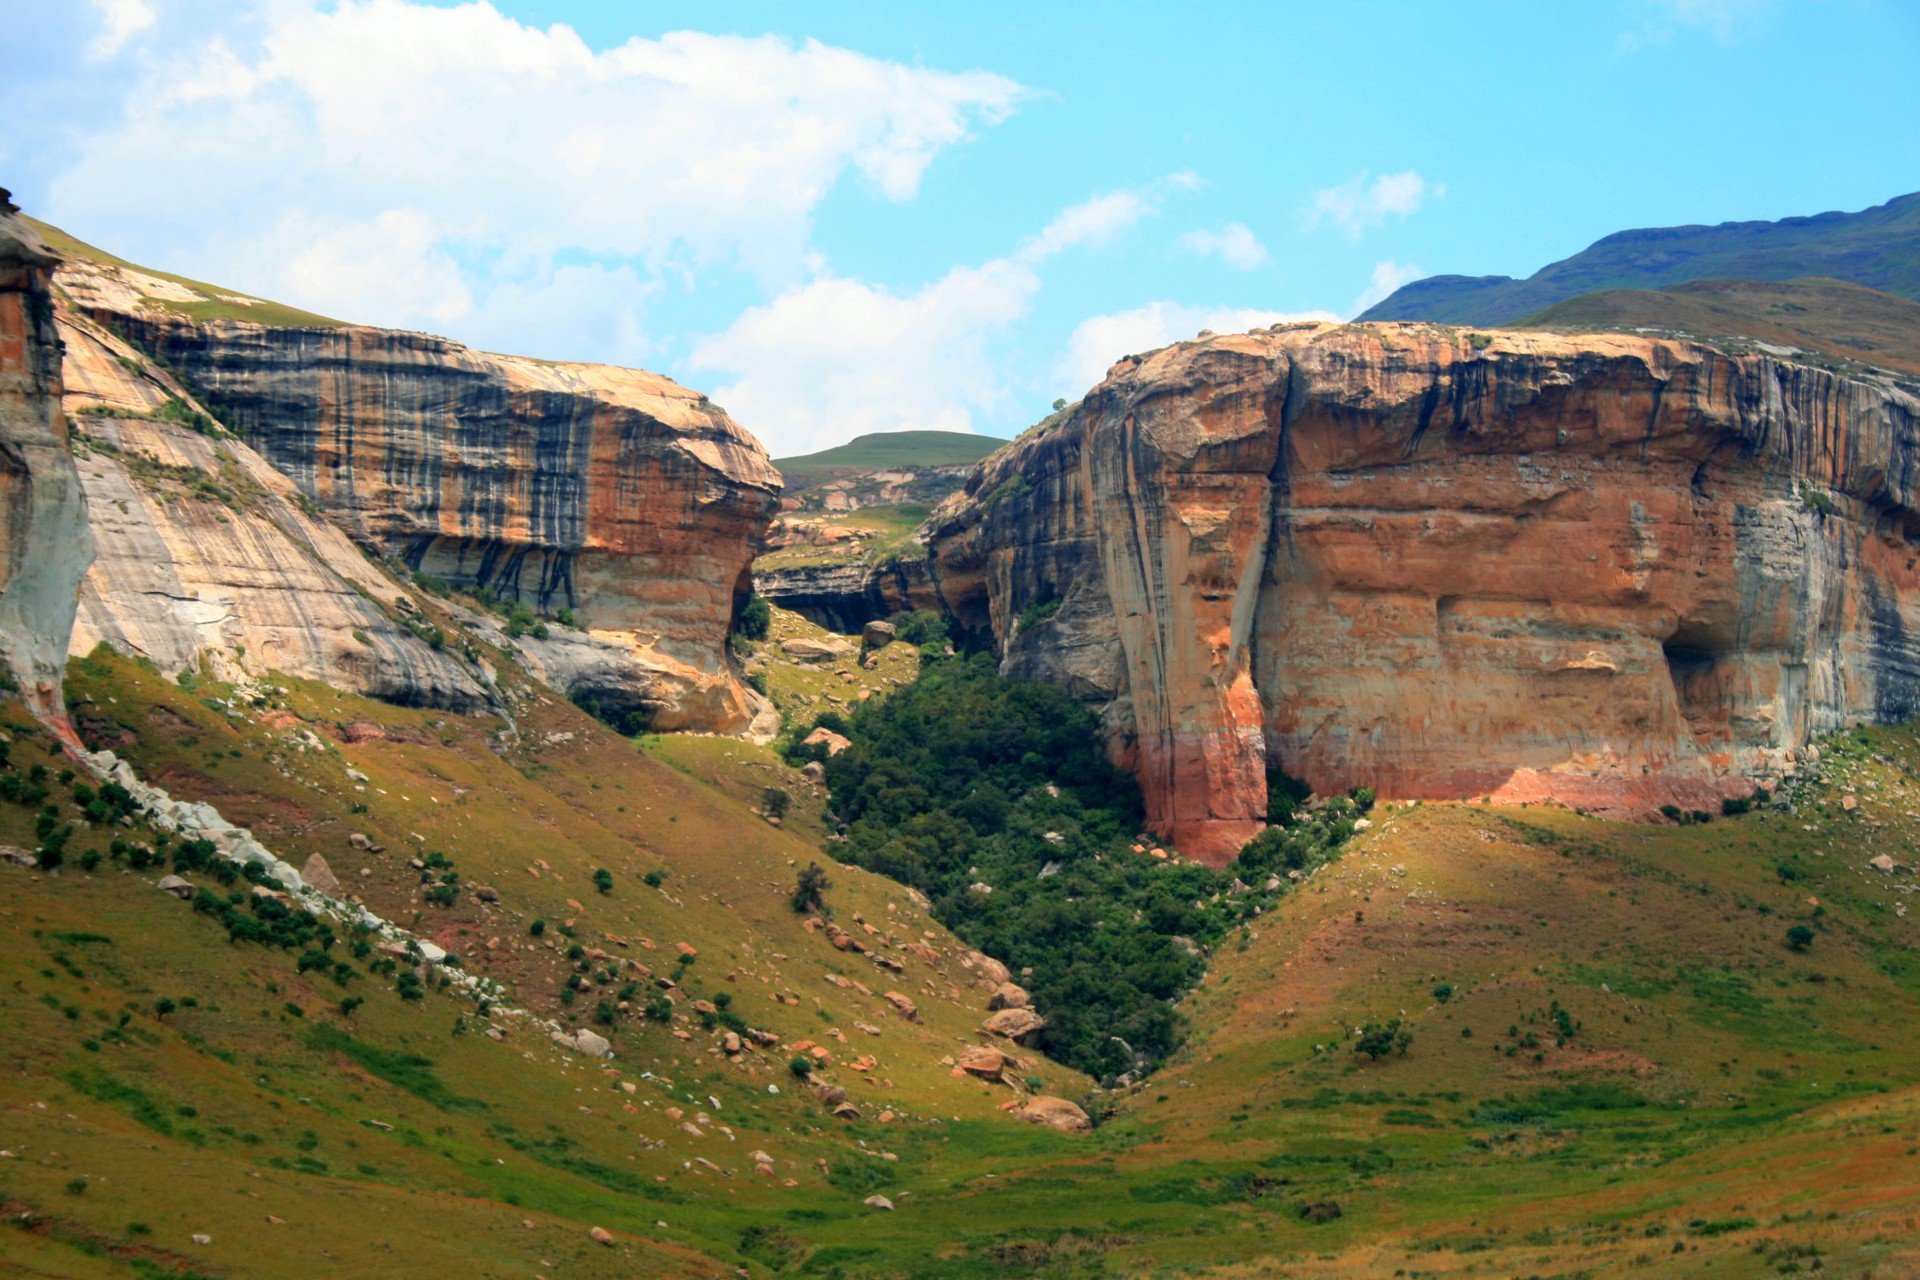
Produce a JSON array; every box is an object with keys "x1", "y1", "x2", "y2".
[{"x1": 1, "y1": 641, "x2": 1918, "y2": 1278}]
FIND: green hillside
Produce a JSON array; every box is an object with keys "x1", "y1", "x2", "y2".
[
  {"x1": 28, "y1": 216, "x2": 348, "y2": 328},
  {"x1": 1516, "y1": 276, "x2": 1920, "y2": 378},
  {"x1": 773, "y1": 430, "x2": 1005, "y2": 494},
  {"x1": 1361, "y1": 190, "x2": 1920, "y2": 324}
]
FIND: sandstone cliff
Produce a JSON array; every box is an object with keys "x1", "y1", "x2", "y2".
[
  {"x1": 0, "y1": 194, "x2": 91, "y2": 740},
  {"x1": 58, "y1": 307, "x2": 491, "y2": 711},
  {"x1": 55, "y1": 251, "x2": 782, "y2": 735},
  {"x1": 921, "y1": 323, "x2": 1920, "y2": 863}
]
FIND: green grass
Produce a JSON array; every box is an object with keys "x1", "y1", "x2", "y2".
[
  {"x1": 1516, "y1": 275, "x2": 1920, "y2": 379},
  {"x1": 29, "y1": 216, "x2": 349, "y2": 328},
  {"x1": 772, "y1": 430, "x2": 1004, "y2": 493}
]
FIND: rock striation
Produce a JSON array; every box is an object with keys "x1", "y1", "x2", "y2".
[
  {"x1": 920, "y1": 323, "x2": 1920, "y2": 864},
  {"x1": 0, "y1": 193, "x2": 91, "y2": 741},
  {"x1": 57, "y1": 255, "x2": 782, "y2": 734}
]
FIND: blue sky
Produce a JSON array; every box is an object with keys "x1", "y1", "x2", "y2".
[{"x1": 4, "y1": 0, "x2": 1917, "y2": 456}]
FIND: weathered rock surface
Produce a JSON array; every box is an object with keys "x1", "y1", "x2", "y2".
[
  {"x1": 60, "y1": 314, "x2": 490, "y2": 710},
  {"x1": 1013, "y1": 1096, "x2": 1092, "y2": 1132},
  {"x1": 56, "y1": 252, "x2": 782, "y2": 734},
  {"x1": 921, "y1": 323, "x2": 1920, "y2": 864},
  {"x1": 0, "y1": 195, "x2": 91, "y2": 740},
  {"x1": 982, "y1": 1007, "x2": 1047, "y2": 1043}
]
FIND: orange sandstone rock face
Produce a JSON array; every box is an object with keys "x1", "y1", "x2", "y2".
[
  {"x1": 924, "y1": 323, "x2": 1920, "y2": 865},
  {"x1": 66, "y1": 298, "x2": 781, "y2": 735}
]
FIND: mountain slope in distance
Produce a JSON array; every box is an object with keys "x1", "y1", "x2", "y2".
[
  {"x1": 773, "y1": 429, "x2": 1005, "y2": 494},
  {"x1": 1361, "y1": 189, "x2": 1920, "y2": 324},
  {"x1": 1515, "y1": 276, "x2": 1920, "y2": 379}
]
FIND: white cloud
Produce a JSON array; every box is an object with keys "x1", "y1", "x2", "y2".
[
  {"x1": 693, "y1": 181, "x2": 1169, "y2": 455},
  {"x1": 1621, "y1": 0, "x2": 1773, "y2": 50},
  {"x1": 1017, "y1": 191, "x2": 1152, "y2": 264},
  {"x1": 1055, "y1": 302, "x2": 1339, "y2": 396},
  {"x1": 691, "y1": 261, "x2": 1039, "y2": 457},
  {"x1": 1307, "y1": 170, "x2": 1441, "y2": 238},
  {"x1": 87, "y1": 0, "x2": 156, "y2": 61},
  {"x1": 49, "y1": 0, "x2": 1022, "y2": 342},
  {"x1": 1351, "y1": 259, "x2": 1425, "y2": 315},
  {"x1": 1180, "y1": 223, "x2": 1269, "y2": 271}
]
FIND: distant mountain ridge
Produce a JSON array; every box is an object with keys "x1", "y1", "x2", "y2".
[
  {"x1": 772, "y1": 429, "x2": 1004, "y2": 494},
  {"x1": 1360, "y1": 190, "x2": 1920, "y2": 324}
]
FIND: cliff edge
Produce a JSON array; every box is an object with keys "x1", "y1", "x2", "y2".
[{"x1": 922, "y1": 322, "x2": 1920, "y2": 863}]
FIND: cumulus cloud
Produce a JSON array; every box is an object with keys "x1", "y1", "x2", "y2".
[
  {"x1": 48, "y1": 0, "x2": 1023, "y2": 346},
  {"x1": 1055, "y1": 301, "x2": 1339, "y2": 396},
  {"x1": 1351, "y1": 260, "x2": 1425, "y2": 315},
  {"x1": 1307, "y1": 170, "x2": 1441, "y2": 238},
  {"x1": 87, "y1": 0, "x2": 155, "y2": 60},
  {"x1": 1179, "y1": 223, "x2": 1269, "y2": 271},
  {"x1": 691, "y1": 260, "x2": 1039, "y2": 457}
]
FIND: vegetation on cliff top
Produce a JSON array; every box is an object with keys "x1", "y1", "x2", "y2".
[{"x1": 771, "y1": 429, "x2": 1006, "y2": 493}]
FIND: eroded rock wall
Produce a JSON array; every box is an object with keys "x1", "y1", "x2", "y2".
[
  {"x1": 59, "y1": 308, "x2": 491, "y2": 711},
  {"x1": 62, "y1": 272, "x2": 782, "y2": 734},
  {"x1": 924, "y1": 324, "x2": 1920, "y2": 864},
  {"x1": 0, "y1": 196, "x2": 91, "y2": 740}
]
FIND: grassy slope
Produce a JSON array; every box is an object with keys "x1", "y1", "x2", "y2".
[
  {"x1": 4, "y1": 634, "x2": 1920, "y2": 1275},
  {"x1": 28, "y1": 217, "x2": 348, "y2": 328},
  {"x1": 772, "y1": 432, "x2": 1004, "y2": 494},
  {"x1": 1515, "y1": 276, "x2": 1920, "y2": 379},
  {"x1": 1360, "y1": 190, "x2": 1920, "y2": 324},
  {"x1": 754, "y1": 504, "x2": 933, "y2": 573},
  {"x1": 0, "y1": 645, "x2": 1093, "y2": 1279}
]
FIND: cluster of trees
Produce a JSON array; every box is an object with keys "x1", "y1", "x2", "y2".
[{"x1": 803, "y1": 653, "x2": 1245, "y2": 1080}]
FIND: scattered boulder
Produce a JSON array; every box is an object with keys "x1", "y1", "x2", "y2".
[
  {"x1": 155, "y1": 874, "x2": 195, "y2": 899},
  {"x1": 589, "y1": 1226, "x2": 615, "y2": 1246},
  {"x1": 722, "y1": 1031, "x2": 742, "y2": 1054},
  {"x1": 882, "y1": 991, "x2": 919, "y2": 1021},
  {"x1": 803, "y1": 727, "x2": 853, "y2": 756},
  {"x1": 863, "y1": 1195, "x2": 894, "y2": 1211},
  {"x1": 300, "y1": 853, "x2": 342, "y2": 899},
  {"x1": 1869, "y1": 854, "x2": 1905, "y2": 873},
  {"x1": 782, "y1": 637, "x2": 855, "y2": 665},
  {"x1": 0, "y1": 846, "x2": 39, "y2": 868},
  {"x1": 862, "y1": 620, "x2": 897, "y2": 649},
  {"x1": 553, "y1": 1028, "x2": 613, "y2": 1059},
  {"x1": 987, "y1": 982, "x2": 1031, "y2": 1011},
  {"x1": 1300, "y1": 1201, "x2": 1343, "y2": 1224},
  {"x1": 1014, "y1": 1096, "x2": 1091, "y2": 1132},
  {"x1": 813, "y1": 1082, "x2": 848, "y2": 1106},
  {"x1": 801, "y1": 761, "x2": 826, "y2": 785},
  {"x1": 347, "y1": 832, "x2": 373, "y2": 851},
  {"x1": 966, "y1": 951, "x2": 1011, "y2": 985},
  {"x1": 957, "y1": 1046, "x2": 1008, "y2": 1081},
  {"x1": 982, "y1": 1007, "x2": 1046, "y2": 1044},
  {"x1": 832, "y1": 1102, "x2": 861, "y2": 1120}
]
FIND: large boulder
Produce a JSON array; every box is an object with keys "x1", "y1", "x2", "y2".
[
  {"x1": 803, "y1": 727, "x2": 853, "y2": 756},
  {"x1": 553, "y1": 1028, "x2": 613, "y2": 1058},
  {"x1": 155, "y1": 874, "x2": 195, "y2": 899},
  {"x1": 966, "y1": 951, "x2": 1011, "y2": 985},
  {"x1": 300, "y1": 853, "x2": 342, "y2": 899},
  {"x1": 861, "y1": 620, "x2": 897, "y2": 649},
  {"x1": 987, "y1": 982, "x2": 1031, "y2": 1011},
  {"x1": 782, "y1": 637, "x2": 855, "y2": 666},
  {"x1": 1014, "y1": 1096, "x2": 1092, "y2": 1132},
  {"x1": 982, "y1": 1007, "x2": 1047, "y2": 1044},
  {"x1": 957, "y1": 1046, "x2": 1009, "y2": 1081}
]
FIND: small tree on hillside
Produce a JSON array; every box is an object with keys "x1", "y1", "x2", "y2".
[
  {"x1": 1785, "y1": 924, "x2": 1816, "y2": 952},
  {"x1": 792, "y1": 862, "x2": 831, "y2": 915},
  {"x1": 1353, "y1": 1019, "x2": 1413, "y2": 1062},
  {"x1": 762, "y1": 787, "x2": 792, "y2": 819}
]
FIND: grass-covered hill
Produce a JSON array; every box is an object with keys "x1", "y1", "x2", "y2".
[
  {"x1": 27, "y1": 216, "x2": 348, "y2": 328},
  {"x1": 1516, "y1": 276, "x2": 1920, "y2": 379},
  {"x1": 772, "y1": 431, "x2": 1004, "y2": 495},
  {"x1": 1360, "y1": 189, "x2": 1920, "y2": 324},
  {"x1": 4, "y1": 596, "x2": 1920, "y2": 1276}
]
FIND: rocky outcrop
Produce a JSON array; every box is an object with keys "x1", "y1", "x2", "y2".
[
  {"x1": 58, "y1": 258, "x2": 782, "y2": 734},
  {"x1": 922, "y1": 323, "x2": 1920, "y2": 864},
  {"x1": 0, "y1": 194, "x2": 91, "y2": 741},
  {"x1": 58, "y1": 309, "x2": 490, "y2": 711}
]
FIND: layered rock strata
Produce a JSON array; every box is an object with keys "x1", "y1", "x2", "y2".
[
  {"x1": 59, "y1": 263, "x2": 782, "y2": 733},
  {"x1": 0, "y1": 195, "x2": 91, "y2": 740},
  {"x1": 920, "y1": 323, "x2": 1920, "y2": 864},
  {"x1": 59, "y1": 308, "x2": 490, "y2": 710}
]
